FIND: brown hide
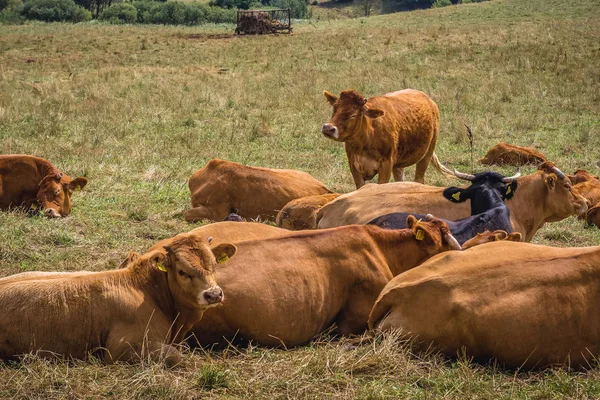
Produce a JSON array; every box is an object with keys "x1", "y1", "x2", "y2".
[
  {"x1": 0, "y1": 233, "x2": 235, "y2": 366},
  {"x1": 479, "y1": 142, "x2": 547, "y2": 166},
  {"x1": 369, "y1": 241, "x2": 600, "y2": 369},
  {"x1": 461, "y1": 230, "x2": 522, "y2": 249},
  {"x1": 567, "y1": 169, "x2": 599, "y2": 185},
  {"x1": 276, "y1": 193, "x2": 341, "y2": 230},
  {"x1": 189, "y1": 219, "x2": 461, "y2": 348},
  {"x1": 321, "y1": 89, "x2": 445, "y2": 188},
  {"x1": 317, "y1": 162, "x2": 588, "y2": 242},
  {"x1": 184, "y1": 159, "x2": 331, "y2": 223},
  {"x1": 0, "y1": 155, "x2": 88, "y2": 218}
]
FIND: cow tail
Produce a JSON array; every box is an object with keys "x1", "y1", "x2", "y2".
[{"x1": 430, "y1": 152, "x2": 455, "y2": 178}]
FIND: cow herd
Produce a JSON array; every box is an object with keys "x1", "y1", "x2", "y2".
[{"x1": 2, "y1": 88, "x2": 600, "y2": 370}]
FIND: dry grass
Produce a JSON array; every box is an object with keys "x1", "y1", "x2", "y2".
[{"x1": 1, "y1": 0, "x2": 600, "y2": 397}]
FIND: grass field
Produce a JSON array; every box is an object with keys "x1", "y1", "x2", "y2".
[{"x1": 1, "y1": 0, "x2": 600, "y2": 397}]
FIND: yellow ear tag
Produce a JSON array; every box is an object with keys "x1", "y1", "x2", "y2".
[
  {"x1": 30, "y1": 203, "x2": 39, "y2": 210},
  {"x1": 157, "y1": 262, "x2": 167, "y2": 272},
  {"x1": 452, "y1": 192, "x2": 461, "y2": 201},
  {"x1": 75, "y1": 185, "x2": 81, "y2": 191},
  {"x1": 506, "y1": 185, "x2": 511, "y2": 195},
  {"x1": 217, "y1": 254, "x2": 229, "y2": 264},
  {"x1": 415, "y1": 229, "x2": 425, "y2": 241}
]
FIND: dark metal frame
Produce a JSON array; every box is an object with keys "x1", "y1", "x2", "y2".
[{"x1": 236, "y1": 9, "x2": 292, "y2": 35}]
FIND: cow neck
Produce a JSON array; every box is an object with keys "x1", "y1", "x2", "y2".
[
  {"x1": 127, "y1": 263, "x2": 179, "y2": 325},
  {"x1": 346, "y1": 116, "x2": 375, "y2": 152},
  {"x1": 35, "y1": 158, "x2": 60, "y2": 181},
  {"x1": 505, "y1": 173, "x2": 545, "y2": 241},
  {"x1": 365, "y1": 225, "x2": 432, "y2": 276}
]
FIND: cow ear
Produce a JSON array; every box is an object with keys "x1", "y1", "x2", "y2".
[
  {"x1": 506, "y1": 232, "x2": 522, "y2": 242},
  {"x1": 492, "y1": 230, "x2": 508, "y2": 240},
  {"x1": 323, "y1": 91, "x2": 338, "y2": 106},
  {"x1": 211, "y1": 243, "x2": 237, "y2": 264},
  {"x1": 504, "y1": 181, "x2": 517, "y2": 199},
  {"x1": 119, "y1": 251, "x2": 141, "y2": 269},
  {"x1": 365, "y1": 108, "x2": 384, "y2": 119},
  {"x1": 152, "y1": 250, "x2": 169, "y2": 272},
  {"x1": 406, "y1": 215, "x2": 418, "y2": 228},
  {"x1": 67, "y1": 177, "x2": 88, "y2": 193},
  {"x1": 412, "y1": 224, "x2": 432, "y2": 243},
  {"x1": 443, "y1": 187, "x2": 467, "y2": 203},
  {"x1": 545, "y1": 175, "x2": 557, "y2": 191}
]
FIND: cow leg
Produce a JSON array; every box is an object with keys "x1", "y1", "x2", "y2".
[
  {"x1": 414, "y1": 148, "x2": 436, "y2": 184},
  {"x1": 393, "y1": 167, "x2": 405, "y2": 182},
  {"x1": 147, "y1": 341, "x2": 182, "y2": 367},
  {"x1": 377, "y1": 160, "x2": 393, "y2": 184},
  {"x1": 183, "y1": 205, "x2": 222, "y2": 223}
]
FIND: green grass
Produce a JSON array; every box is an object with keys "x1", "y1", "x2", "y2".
[{"x1": 1, "y1": 0, "x2": 600, "y2": 397}]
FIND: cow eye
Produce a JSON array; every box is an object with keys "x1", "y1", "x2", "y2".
[{"x1": 178, "y1": 270, "x2": 192, "y2": 280}]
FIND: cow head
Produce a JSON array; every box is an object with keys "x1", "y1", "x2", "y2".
[
  {"x1": 161, "y1": 234, "x2": 236, "y2": 310},
  {"x1": 537, "y1": 162, "x2": 588, "y2": 220},
  {"x1": 321, "y1": 90, "x2": 384, "y2": 142},
  {"x1": 442, "y1": 169, "x2": 520, "y2": 214},
  {"x1": 36, "y1": 172, "x2": 88, "y2": 218},
  {"x1": 462, "y1": 230, "x2": 523, "y2": 249},
  {"x1": 567, "y1": 169, "x2": 599, "y2": 185},
  {"x1": 406, "y1": 214, "x2": 462, "y2": 252}
]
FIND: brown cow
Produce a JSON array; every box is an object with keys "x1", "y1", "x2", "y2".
[
  {"x1": 0, "y1": 233, "x2": 236, "y2": 366},
  {"x1": 0, "y1": 155, "x2": 88, "y2": 218},
  {"x1": 479, "y1": 142, "x2": 547, "y2": 166},
  {"x1": 369, "y1": 241, "x2": 600, "y2": 369},
  {"x1": 184, "y1": 159, "x2": 331, "y2": 223},
  {"x1": 118, "y1": 221, "x2": 288, "y2": 269},
  {"x1": 321, "y1": 89, "x2": 448, "y2": 188},
  {"x1": 189, "y1": 215, "x2": 461, "y2": 347},
  {"x1": 567, "y1": 169, "x2": 599, "y2": 185},
  {"x1": 276, "y1": 193, "x2": 341, "y2": 230},
  {"x1": 461, "y1": 230, "x2": 522, "y2": 249},
  {"x1": 317, "y1": 162, "x2": 588, "y2": 242}
]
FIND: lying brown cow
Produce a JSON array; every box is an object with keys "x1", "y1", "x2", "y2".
[
  {"x1": 567, "y1": 169, "x2": 599, "y2": 185},
  {"x1": 189, "y1": 215, "x2": 461, "y2": 348},
  {"x1": 317, "y1": 162, "x2": 588, "y2": 242},
  {"x1": 118, "y1": 221, "x2": 289, "y2": 269},
  {"x1": 0, "y1": 233, "x2": 236, "y2": 366},
  {"x1": 321, "y1": 89, "x2": 448, "y2": 188},
  {"x1": 184, "y1": 159, "x2": 331, "y2": 223},
  {"x1": 479, "y1": 142, "x2": 546, "y2": 166},
  {"x1": 0, "y1": 154, "x2": 88, "y2": 218},
  {"x1": 461, "y1": 230, "x2": 522, "y2": 249},
  {"x1": 276, "y1": 193, "x2": 341, "y2": 230},
  {"x1": 369, "y1": 241, "x2": 600, "y2": 369}
]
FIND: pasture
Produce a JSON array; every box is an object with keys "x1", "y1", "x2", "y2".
[{"x1": 1, "y1": 0, "x2": 600, "y2": 397}]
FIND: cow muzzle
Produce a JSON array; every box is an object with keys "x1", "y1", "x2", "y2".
[
  {"x1": 44, "y1": 208, "x2": 62, "y2": 218},
  {"x1": 321, "y1": 124, "x2": 339, "y2": 140},
  {"x1": 202, "y1": 286, "x2": 224, "y2": 305}
]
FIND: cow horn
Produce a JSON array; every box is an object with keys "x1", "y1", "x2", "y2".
[
  {"x1": 425, "y1": 214, "x2": 434, "y2": 221},
  {"x1": 550, "y1": 166, "x2": 566, "y2": 180},
  {"x1": 362, "y1": 98, "x2": 367, "y2": 105},
  {"x1": 502, "y1": 168, "x2": 521, "y2": 182},
  {"x1": 55, "y1": 172, "x2": 63, "y2": 181},
  {"x1": 444, "y1": 232, "x2": 462, "y2": 251},
  {"x1": 453, "y1": 169, "x2": 475, "y2": 181}
]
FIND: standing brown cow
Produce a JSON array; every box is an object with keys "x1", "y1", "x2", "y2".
[
  {"x1": 0, "y1": 155, "x2": 88, "y2": 218},
  {"x1": 321, "y1": 89, "x2": 447, "y2": 188}
]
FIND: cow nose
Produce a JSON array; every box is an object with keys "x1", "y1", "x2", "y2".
[
  {"x1": 321, "y1": 124, "x2": 338, "y2": 139},
  {"x1": 203, "y1": 287, "x2": 224, "y2": 304},
  {"x1": 44, "y1": 209, "x2": 61, "y2": 218}
]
